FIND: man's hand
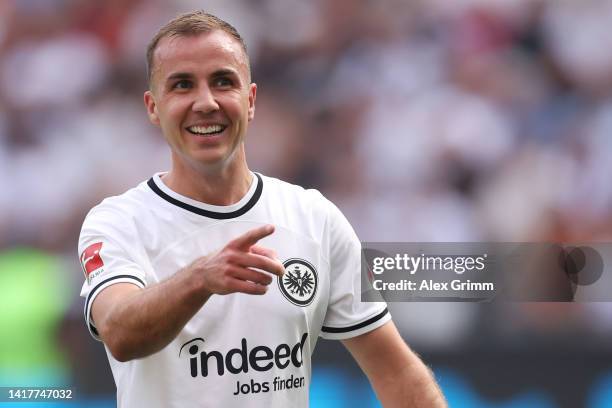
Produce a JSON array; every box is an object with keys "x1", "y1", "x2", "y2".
[
  {"x1": 91, "y1": 224, "x2": 284, "y2": 362},
  {"x1": 190, "y1": 224, "x2": 286, "y2": 296}
]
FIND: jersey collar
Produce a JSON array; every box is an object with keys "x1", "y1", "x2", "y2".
[{"x1": 147, "y1": 172, "x2": 263, "y2": 219}]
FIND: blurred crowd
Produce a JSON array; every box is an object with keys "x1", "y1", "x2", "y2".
[
  {"x1": 2, "y1": 0, "x2": 612, "y2": 249},
  {"x1": 2, "y1": 0, "x2": 612, "y2": 405}
]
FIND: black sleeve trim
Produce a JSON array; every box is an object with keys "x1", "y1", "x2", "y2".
[
  {"x1": 86, "y1": 274, "x2": 146, "y2": 309},
  {"x1": 321, "y1": 307, "x2": 389, "y2": 334},
  {"x1": 84, "y1": 274, "x2": 146, "y2": 336}
]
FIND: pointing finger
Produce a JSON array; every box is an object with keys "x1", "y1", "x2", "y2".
[{"x1": 227, "y1": 225, "x2": 275, "y2": 251}]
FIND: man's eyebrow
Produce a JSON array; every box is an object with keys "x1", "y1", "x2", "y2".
[
  {"x1": 165, "y1": 72, "x2": 194, "y2": 82},
  {"x1": 210, "y1": 69, "x2": 239, "y2": 78}
]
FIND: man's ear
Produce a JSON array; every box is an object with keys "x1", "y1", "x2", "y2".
[
  {"x1": 144, "y1": 90, "x2": 160, "y2": 126},
  {"x1": 248, "y1": 83, "x2": 257, "y2": 121}
]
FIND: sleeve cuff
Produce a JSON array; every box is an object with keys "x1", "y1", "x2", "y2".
[
  {"x1": 83, "y1": 274, "x2": 146, "y2": 341},
  {"x1": 320, "y1": 307, "x2": 391, "y2": 340}
]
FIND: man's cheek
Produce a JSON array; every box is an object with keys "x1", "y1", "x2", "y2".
[{"x1": 160, "y1": 123, "x2": 184, "y2": 149}]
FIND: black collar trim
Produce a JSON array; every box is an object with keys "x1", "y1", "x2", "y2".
[{"x1": 147, "y1": 173, "x2": 263, "y2": 219}]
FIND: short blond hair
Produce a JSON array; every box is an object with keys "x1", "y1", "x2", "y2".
[{"x1": 146, "y1": 10, "x2": 249, "y2": 85}]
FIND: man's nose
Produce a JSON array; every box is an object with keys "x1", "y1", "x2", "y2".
[{"x1": 192, "y1": 86, "x2": 219, "y2": 113}]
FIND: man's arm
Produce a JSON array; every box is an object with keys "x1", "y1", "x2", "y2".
[
  {"x1": 342, "y1": 320, "x2": 447, "y2": 408},
  {"x1": 91, "y1": 225, "x2": 285, "y2": 362}
]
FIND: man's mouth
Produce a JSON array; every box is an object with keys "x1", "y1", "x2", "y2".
[{"x1": 186, "y1": 124, "x2": 227, "y2": 136}]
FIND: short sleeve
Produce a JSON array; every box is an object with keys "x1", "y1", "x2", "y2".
[
  {"x1": 78, "y1": 206, "x2": 147, "y2": 341},
  {"x1": 320, "y1": 200, "x2": 390, "y2": 340}
]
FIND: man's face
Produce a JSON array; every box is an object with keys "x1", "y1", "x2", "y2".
[{"x1": 144, "y1": 30, "x2": 256, "y2": 170}]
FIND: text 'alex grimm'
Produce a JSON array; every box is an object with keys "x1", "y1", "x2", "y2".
[{"x1": 368, "y1": 253, "x2": 496, "y2": 298}]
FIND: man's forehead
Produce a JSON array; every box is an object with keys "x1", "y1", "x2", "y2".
[{"x1": 152, "y1": 31, "x2": 248, "y2": 80}]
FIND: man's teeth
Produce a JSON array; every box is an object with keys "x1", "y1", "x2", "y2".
[{"x1": 188, "y1": 125, "x2": 225, "y2": 135}]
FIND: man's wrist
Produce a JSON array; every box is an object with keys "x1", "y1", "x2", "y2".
[{"x1": 183, "y1": 263, "x2": 213, "y2": 302}]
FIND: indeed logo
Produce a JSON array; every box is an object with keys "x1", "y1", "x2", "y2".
[{"x1": 179, "y1": 333, "x2": 308, "y2": 378}]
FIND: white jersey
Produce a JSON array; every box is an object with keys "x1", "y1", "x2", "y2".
[{"x1": 79, "y1": 172, "x2": 390, "y2": 408}]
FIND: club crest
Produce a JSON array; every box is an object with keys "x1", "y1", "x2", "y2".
[{"x1": 278, "y1": 259, "x2": 318, "y2": 307}]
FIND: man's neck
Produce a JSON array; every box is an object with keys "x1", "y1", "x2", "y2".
[{"x1": 161, "y1": 155, "x2": 253, "y2": 206}]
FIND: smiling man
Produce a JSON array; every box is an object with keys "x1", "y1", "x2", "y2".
[{"x1": 78, "y1": 11, "x2": 446, "y2": 408}]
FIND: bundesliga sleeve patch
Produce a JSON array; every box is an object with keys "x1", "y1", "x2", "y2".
[{"x1": 81, "y1": 242, "x2": 104, "y2": 280}]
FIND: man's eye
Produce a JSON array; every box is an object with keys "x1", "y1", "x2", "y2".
[
  {"x1": 172, "y1": 80, "x2": 192, "y2": 89},
  {"x1": 214, "y1": 77, "x2": 233, "y2": 87}
]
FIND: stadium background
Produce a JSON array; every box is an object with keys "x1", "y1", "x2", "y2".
[{"x1": 1, "y1": 0, "x2": 612, "y2": 407}]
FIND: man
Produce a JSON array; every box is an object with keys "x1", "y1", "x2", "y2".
[{"x1": 78, "y1": 10, "x2": 446, "y2": 408}]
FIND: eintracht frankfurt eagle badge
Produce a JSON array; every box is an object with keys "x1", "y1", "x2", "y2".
[{"x1": 278, "y1": 259, "x2": 318, "y2": 307}]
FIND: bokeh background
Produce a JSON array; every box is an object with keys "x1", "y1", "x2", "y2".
[{"x1": 2, "y1": 0, "x2": 612, "y2": 407}]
